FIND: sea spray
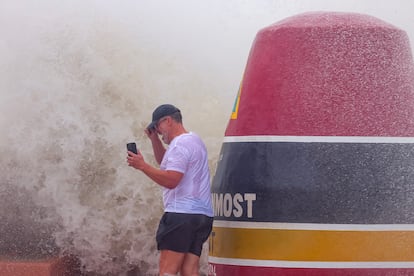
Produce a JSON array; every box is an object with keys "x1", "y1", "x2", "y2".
[{"x1": 0, "y1": 3, "x2": 227, "y2": 275}]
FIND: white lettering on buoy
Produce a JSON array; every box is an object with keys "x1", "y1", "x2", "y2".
[{"x1": 212, "y1": 193, "x2": 256, "y2": 218}]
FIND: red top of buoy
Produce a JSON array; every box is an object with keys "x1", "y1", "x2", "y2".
[{"x1": 226, "y1": 12, "x2": 414, "y2": 136}]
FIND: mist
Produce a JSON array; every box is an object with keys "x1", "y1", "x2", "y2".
[{"x1": 1, "y1": 0, "x2": 414, "y2": 275}]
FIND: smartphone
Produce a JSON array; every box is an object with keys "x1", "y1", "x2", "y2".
[{"x1": 127, "y1": 142, "x2": 138, "y2": 154}]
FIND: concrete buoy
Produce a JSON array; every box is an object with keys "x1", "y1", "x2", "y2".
[{"x1": 209, "y1": 12, "x2": 414, "y2": 276}]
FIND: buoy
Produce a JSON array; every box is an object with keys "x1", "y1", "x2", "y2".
[{"x1": 209, "y1": 12, "x2": 414, "y2": 275}]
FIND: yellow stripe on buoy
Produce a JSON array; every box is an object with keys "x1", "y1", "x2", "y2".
[
  {"x1": 230, "y1": 81, "x2": 242, "y2": 120},
  {"x1": 210, "y1": 226, "x2": 414, "y2": 261}
]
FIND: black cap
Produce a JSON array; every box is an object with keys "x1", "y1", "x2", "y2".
[{"x1": 147, "y1": 104, "x2": 180, "y2": 130}]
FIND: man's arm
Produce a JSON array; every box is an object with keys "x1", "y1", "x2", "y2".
[
  {"x1": 150, "y1": 137, "x2": 166, "y2": 165},
  {"x1": 141, "y1": 164, "x2": 183, "y2": 189},
  {"x1": 127, "y1": 151, "x2": 183, "y2": 189},
  {"x1": 146, "y1": 128, "x2": 165, "y2": 164}
]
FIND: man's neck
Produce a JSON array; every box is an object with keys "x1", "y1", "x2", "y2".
[{"x1": 169, "y1": 124, "x2": 188, "y2": 141}]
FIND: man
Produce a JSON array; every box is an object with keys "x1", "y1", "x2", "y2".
[{"x1": 127, "y1": 104, "x2": 214, "y2": 276}]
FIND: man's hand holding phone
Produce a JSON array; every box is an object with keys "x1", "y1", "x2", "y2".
[
  {"x1": 127, "y1": 142, "x2": 137, "y2": 155},
  {"x1": 126, "y1": 142, "x2": 146, "y2": 170}
]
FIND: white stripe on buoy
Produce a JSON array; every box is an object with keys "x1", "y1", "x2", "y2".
[
  {"x1": 208, "y1": 257, "x2": 414, "y2": 268},
  {"x1": 223, "y1": 136, "x2": 414, "y2": 144},
  {"x1": 213, "y1": 220, "x2": 414, "y2": 231}
]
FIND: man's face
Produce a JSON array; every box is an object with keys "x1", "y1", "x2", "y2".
[{"x1": 155, "y1": 116, "x2": 170, "y2": 144}]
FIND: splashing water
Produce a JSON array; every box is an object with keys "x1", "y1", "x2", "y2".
[{"x1": 0, "y1": 2, "x2": 228, "y2": 275}]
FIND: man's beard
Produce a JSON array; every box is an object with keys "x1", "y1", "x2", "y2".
[{"x1": 160, "y1": 131, "x2": 169, "y2": 144}]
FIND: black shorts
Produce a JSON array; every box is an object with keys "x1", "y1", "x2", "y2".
[{"x1": 156, "y1": 212, "x2": 213, "y2": 257}]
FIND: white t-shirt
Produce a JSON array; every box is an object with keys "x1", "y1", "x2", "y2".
[{"x1": 160, "y1": 132, "x2": 214, "y2": 217}]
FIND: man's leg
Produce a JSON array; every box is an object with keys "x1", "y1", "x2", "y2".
[
  {"x1": 159, "y1": 249, "x2": 185, "y2": 276},
  {"x1": 180, "y1": 252, "x2": 200, "y2": 276}
]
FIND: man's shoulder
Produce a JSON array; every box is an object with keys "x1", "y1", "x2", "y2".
[
  {"x1": 174, "y1": 132, "x2": 206, "y2": 152},
  {"x1": 176, "y1": 132, "x2": 202, "y2": 143}
]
